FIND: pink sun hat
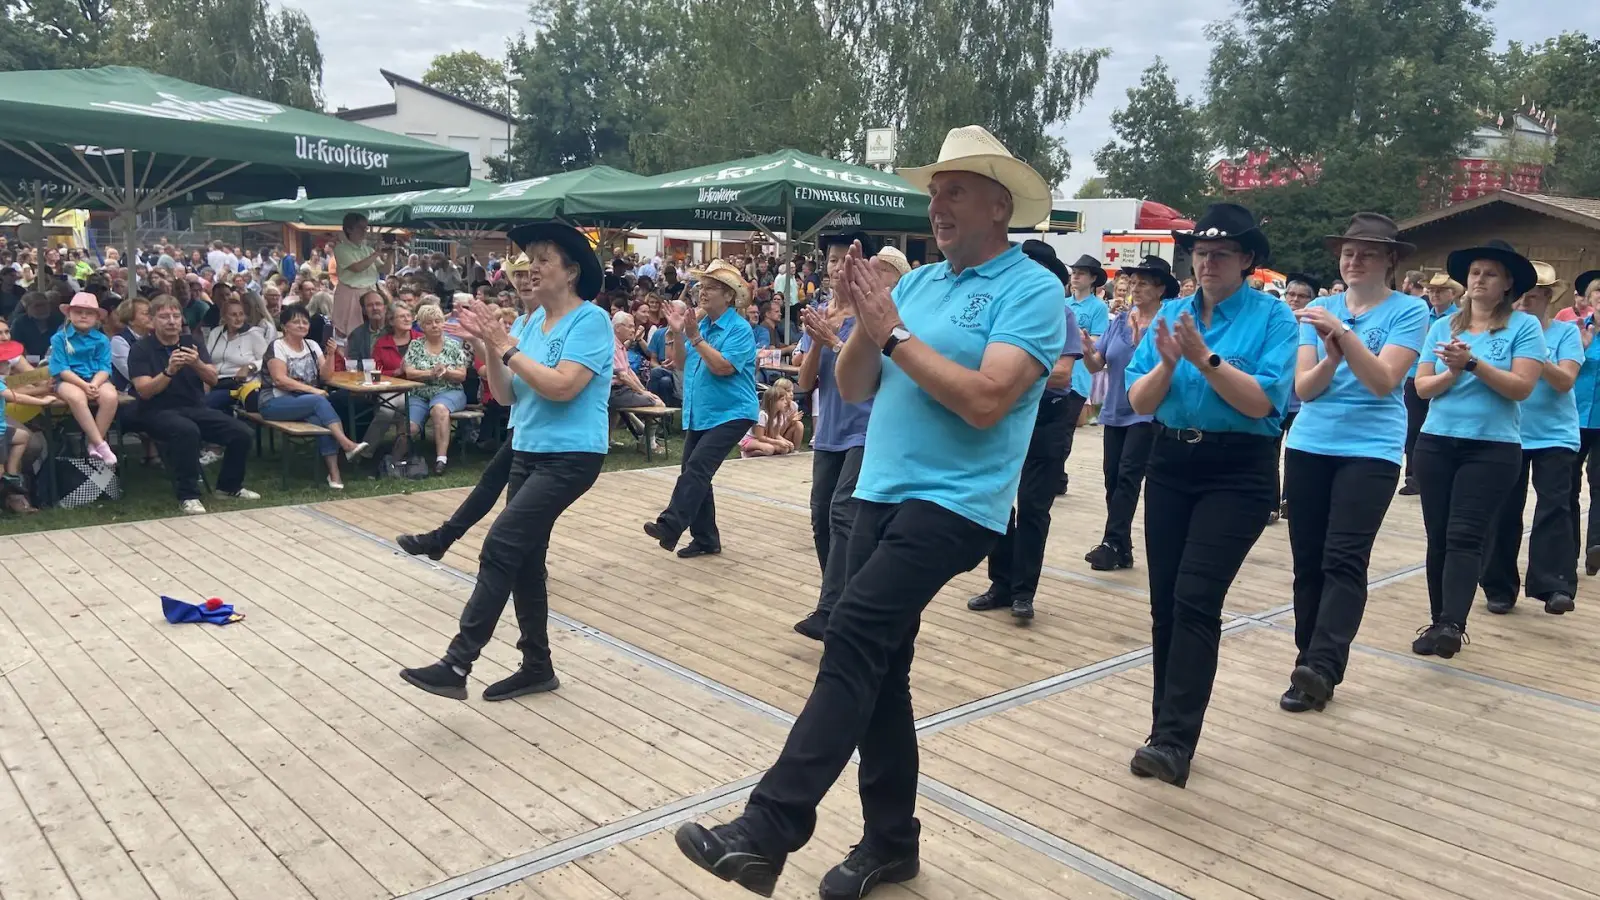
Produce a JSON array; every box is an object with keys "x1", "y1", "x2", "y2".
[{"x1": 60, "y1": 292, "x2": 105, "y2": 319}]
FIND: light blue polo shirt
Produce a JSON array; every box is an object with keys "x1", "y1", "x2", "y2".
[
  {"x1": 1286, "y1": 291, "x2": 1428, "y2": 465},
  {"x1": 1066, "y1": 293, "x2": 1109, "y2": 398},
  {"x1": 1097, "y1": 310, "x2": 1155, "y2": 427},
  {"x1": 682, "y1": 305, "x2": 759, "y2": 431},
  {"x1": 1575, "y1": 320, "x2": 1600, "y2": 429},
  {"x1": 1126, "y1": 285, "x2": 1299, "y2": 437},
  {"x1": 508, "y1": 302, "x2": 613, "y2": 454},
  {"x1": 1521, "y1": 319, "x2": 1583, "y2": 451},
  {"x1": 1408, "y1": 301, "x2": 1457, "y2": 379},
  {"x1": 854, "y1": 244, "x2": 1067, "y2": 532},
  {"x1": 1418, "y1": 311, "x2": 1546, "y2": 444},
  {"x1": 798, "y1": 314, "x2": 872, "y2": 452}
]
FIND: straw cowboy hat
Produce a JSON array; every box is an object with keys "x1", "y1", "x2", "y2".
[
  {"x1": 1530, "y1": 260, "x2": 1569, "y2": 309},
  {"x1": 503, "y1": 252, "x2": 531, "y2": 274},
  {"x1": 875, "y1": 245, "x2": 911, "y2": 277},
  {"x1": 60, "y1": 291, "x2": 105, "y2": 320},
  {"x1": 898, "y1": 125, "x2": 1053, "y2": 228},
  {"x1": 1321, "y1": 212, "x2": 1416, "y2": 258},
  {"x1": 690, "y1": 259, "x2": 750, "y2": 304},
  {"x1": 1446, "y1": 238, "x2": 1537, "y2": 300},
  {"x1": 1426, "y1": 272, "x2": 1464, "y2": 295}
]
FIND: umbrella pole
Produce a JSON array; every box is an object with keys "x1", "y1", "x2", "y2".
[
  {"x1": 123, "y1": 152, "x2": 140, "y2": 294},
  {"x1": 782, "y1": 197, "x2": 793, "y2": 344}
]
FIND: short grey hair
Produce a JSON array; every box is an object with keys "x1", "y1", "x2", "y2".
[{"x1": 307, "y1": 290, "x2": 333, "y2": 317}]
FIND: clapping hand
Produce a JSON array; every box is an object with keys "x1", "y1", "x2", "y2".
[
  {"x1": 1080, "y1": 328, "x2": 1096, "y2": 355},
  {"x1": 1435, "y1": 339, "x2": 1474, "y2": 372},
  {"x1": 844, "y1": 242, "x2": 901, "y2": 345},
  {"x1": 1583, "y1": 319, "x2": 1598, "y2": 350},
  {"x1": 1153, "y1": 317, "x2": 1182, "y2": 367},
  {"x1": 1294, "y1": 305, "x2": 1342, "y2": 336},
  {"x1": 1173, "y1": 312, "x2": 1212, "y2": 367},
  {"x1": 801, "y1": 306, "x2": 841, "y2": 350},
  {"x1": 664, "y1": 301, "x2": 688, "y2": 333}
]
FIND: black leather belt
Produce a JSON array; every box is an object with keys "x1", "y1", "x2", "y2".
[{"x1": 1156, "y1": 425, "x2": 1275, "y2": 446}]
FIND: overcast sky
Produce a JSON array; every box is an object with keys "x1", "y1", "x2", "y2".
[{"x1": 292, "y1": 0, "x2": 1600, "y2": 193}]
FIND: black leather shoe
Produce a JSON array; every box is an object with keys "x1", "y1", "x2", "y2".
[
  {"x1": 1084, "y1": 542, "x2": 1126, "y2": 571},
  {"x1": 966, "y1": 589, "x2": 1010, "y2": 611},
  {"x1": 1434, "y1": 622, "x2": 1466, "y2": 659},
  {"x1": 1397, "y1": 476, "x2": 1420, "y2": 496},
  {"x1": 399, "y1": 662, "x2": 467, "y2": 700},
  {"x1": 1279, "y1": 686, "x2": 1323, "y2": 713},
  {"x1": 677, "y1": 541, "x2": 721, "y2": 559},
  {"x1": 1587, "y1": 546, "x2": 1600, "y2": 577},
  {"x1": 396, "y1": 531, "x2": 448, "y2": 561},
  {"x1": 1289, "y1": 665, "x2": 1333, "y2": 707},
  {"x1": 642, "y1": 521, "x2": 676, "y2": 551},
  {"x1": 483, "y1": 664, "x2": 560, "y2": 701},
  {"x1": 1129, "y1": 743, "x2": 1190, "y2": 788},
  {"x1": 1412, "y1": 622, "x2": 1443, "y2": 655},
  {"x1": 1011, "y1": 597, "x2": 1035, "y2": 621},
  {"x1": 819, "y1": 839, "x2": 919, "y2": 900},
  {"x1": 793, "y1": 610, "x2": 828, "y2": 641},
  {"x1": 1486, "y1": 596, "x2": 1516, "y2": 615},
  {"x1": 1546, "y1": 592, "x2": 1576, "y2": 614},
  {"x1": 675, "y1": 820, "x2": 783, "y2": 897}
]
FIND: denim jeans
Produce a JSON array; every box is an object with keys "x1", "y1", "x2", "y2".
[{"x1": 259, "y1": 393, "x2": 341, "y2": 456}]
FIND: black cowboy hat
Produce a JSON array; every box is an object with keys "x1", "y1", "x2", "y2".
[
  {"x1": 1577, "y1": 269, "x2": 1600, "y2": 298},
  {"x1": 507, "y1": 222, "x2": 603, "y2": 302},
  {"x1": 1322, "y1": 212, "x2": 1415, "y2": 258},
  {"x1": 817, "y1": 231, "x2": 878, "y2": 258},
  {"x1": 1021, "y1": 239, "x2": 1070, "y2": 287},
  {"x1": 1120, "y1": 254, "x2": 1180, "y2": 299},
  {"x1": 1174, "y1": 202, "x2": 1270, "y2": 270},
  {"x1": 1284, "y1": 272, "x2": 1322, "y2": 294},
  {"x1": 1066, "y1": 253, "x2": 1108, "y2": 288},
  {"x1": 1446, "y1": 239, "x2": 1537, "y2": 301}
]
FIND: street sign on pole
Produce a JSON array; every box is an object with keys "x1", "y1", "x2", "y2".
[{"x1": 865, "y1": 128, "x2": 897, "y2": 165}]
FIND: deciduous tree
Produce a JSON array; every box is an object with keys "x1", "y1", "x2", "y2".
[
  {"x1": 1094, "y1": 59, "x2": 1210, "y2": 214},
  {"x1": 108, "y1": 0, "x2": 324, "y2": 109},
  {"x1": 422, "y1": 50, "x2": 509, "y2": 112}
]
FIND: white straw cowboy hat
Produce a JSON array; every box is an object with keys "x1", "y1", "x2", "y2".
[
  {"x1": 898, "y1": 125, "x2": 1053, "y2": 228},
  {"x1": 875, "y1": 245, "x2": 911, "y2": 277},
  {"x1": 690, "y1": 259, "x2": 750, "y2": 305}
]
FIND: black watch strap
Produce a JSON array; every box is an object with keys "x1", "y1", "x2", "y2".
[
  {"x1": 501, "y1": 346, "x2": 519, "y2": 366},
  {"x1": 1464, "y1": 357, "x2": 1479, "y2": 372}
]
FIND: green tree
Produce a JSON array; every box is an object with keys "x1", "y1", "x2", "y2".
[
  {"x1": 108, "y1": 0, "x2": 324, "y2": 109},
  {"x1": 422, "y1": 50, "x2": 508, "y2": 112},
  {"x1": 0, "y1": 0, "x2": 113, "y2": 70},
  {"x1": 1093, "y1": 58, "x2": 1210, "y2": 213},
  {"x1": 1074, "y1": 176, "x2": 1108, "y2": 199},
  {"x1": 1494, "y1": 33, "x2": 1600, "y2": 196}
]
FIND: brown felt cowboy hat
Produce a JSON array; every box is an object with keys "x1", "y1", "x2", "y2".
[{"x1": 1321, "y1": 213, "x2": 1416, "y2": 258}]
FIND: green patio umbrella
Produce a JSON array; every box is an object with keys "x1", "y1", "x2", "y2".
[
  {"x1": 562, "y1": 149, "x2": 930, "y2": 236},
  {"x1": 0, "y1": 66, "x2": 471, "y2": 280}
]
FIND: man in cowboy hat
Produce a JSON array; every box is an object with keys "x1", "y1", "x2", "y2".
[
  {"x1": 675, "y1": 125, "x2": 1066, "y2": 898},
  {"x1": 1399, "y1": 272, "x2": 1465, "y2": 495}
]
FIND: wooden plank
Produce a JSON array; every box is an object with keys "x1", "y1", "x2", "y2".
[{"x1": 0, "y1": 745, "x2": 78, "y2": 900}]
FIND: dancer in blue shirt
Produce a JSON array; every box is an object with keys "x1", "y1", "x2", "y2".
[
  {"x1": 1399, "y1": 273, "x2": 1463, "y2": 495},
  {"x1": 1568, "y1": 269, "x2": 1600, "y2": 575}
]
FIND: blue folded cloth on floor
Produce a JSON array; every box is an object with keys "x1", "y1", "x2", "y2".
[{"x1": 161, "y1": 594, "x2": 244, "y2": 625}]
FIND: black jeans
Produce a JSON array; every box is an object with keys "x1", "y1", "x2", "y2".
[
  {"x1": 438, "y1": 437, "x2": 515, "y2": 545},
  {"x1": 1402, "y1": 378, "x2": 1428, "y2": 478},
  {"x1": 1056, "y1": 390, "x2": 1088, "y2": 492},
  {"x1": 1570, "y1": 429, "x2": 1600, "y2": 558},
  {"x1": 1285, "y1": 450, "x2": 1400, "y2": 684},
  {"x1": 1272, "y1": 410, "x2": 1298, "y2": 510},
  {"x1": 1414, "y1": 434, "x2": 1522, "y2": 628},
  {"x1": 1143, "y1": 431, "x2": 1276, "y2": 755},
  {"x1": 988, "y1": 392, "x2": 1073, "y2": 603},
  {"x1": 744, "y1": 500, "x2": 994, "y2": 858},
  {"x1": 1483, "y1": 447, "x2": 1577, "y2": 602},
  {"x1": 442, "y1": 451, "x2": 604, "y2": 672},
  {"x1": 1100, "y1": 421, "x2": 1155, "y2": 553},
  {"x1": 809, "y1": 445, "x2": 864, "y2": 615},
  {"x1": 654, "y1": 418, "x2": 752, "y2": 548},
  {"x1": 139, "y1": 406, "x2": 252, "y2": 500}
]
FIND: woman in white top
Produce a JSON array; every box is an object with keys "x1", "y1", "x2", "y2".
[
  {"x1": 257, "y1": 305, "x2": 369, "y2": 488},
  {"x1": 331, "y1": 212, "x2": 383, "y2": 339},
  {"x1": 204, "y1": 295, "x2": 268, "y2": 410}
]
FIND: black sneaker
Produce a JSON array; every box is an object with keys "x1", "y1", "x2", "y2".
[
  {"x1": 1011, "y1": 597, "x2": 1035, "y2": 621},
  {"x1": 396, "y1": 531, "x2": 448, "y2": 561},
  {"x1": 1129, "y1": 743, "x2": 1190, "y2": 788},
  {"x1": 1289, "y1": 665, "x2": 1333, "y2": 707},
  {"x1": 1434, "y1": 622, "x2": 1467, "y2": 659},
  {"x1": 793, "y1": 610, "x2": 828, "y2": 641},
  {"x1": 1278, "y1": 686, "x2": 1324, "y2": 713},
  {"x1": 1486, "y1": 596, "x2": 1516, "y2": 615},
  {"x1": 483, "y1": 665, "x2": 560, "y2": 701},
  {"x1": 1546, "y1": 592, "x2": 1576, "y2": 615},
  {"x1": 1084, "y1": 543, "x2": 1122, "y2": 571},
  {"x1": 1587, "y1": 546, "x2": 1600, "y2": 577},
  {"x1": 966, "y1": 589, "x2": 1010, "y2": 611},
  {"x1": 642, "y1": 520, "x2": 676, "y2": 551},
  {"x1": 1412, "y1": 622, "x2": 1443, "y2": 656},
  {"x1": 674, "y1": 819, "x2": 783, "y2": 897},
  {"x1": 819, "y1": 839, "x2": 919, "y2": 900},
  {"x1": 677, "y1": 541, "x2": 721, "y2": 559},
  {"x1": 1398, "y1": 476, "x2": 1420, "y2": 496},
  {"x1": 399, "y1": 662, "x2": 468, "y2": 700}
]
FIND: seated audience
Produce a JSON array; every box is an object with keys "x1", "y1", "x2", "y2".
[
  {"x1": 0, "y1": 342, "x2": 51, "y2": 513},
  {"x1": 204, "y1": 295, "x2": 268, "y2": 409},
  {"x1": 305, "y1": 291, "x2": 335, "y2": 346},
  {"x1": 12, "y1": 291, "x2": 63, "y2": 359},
  {"x1": 258, "y1": 305, "x2": 369, "y2": 488},
  {"x1": 608, "y1": 310, "x2": 666, "y2": 447},
  {"x1": 373, "y1": 303, "x2": 415, "y2": 377},
  {"x1": 403, "y1": 303, "x2": 471, "y2": 475},
  {"x1": 50, "y1": 293, "x2": 120, "y2": 465}
]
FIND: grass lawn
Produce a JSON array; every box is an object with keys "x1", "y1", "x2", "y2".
[{"x1": 0, "y1": 427, "x2": 697, "y2": 537}]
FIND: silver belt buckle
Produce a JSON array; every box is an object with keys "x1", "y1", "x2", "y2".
[{"x1": 1179, "y1": 427, "x2": 1204, "y2": 444}]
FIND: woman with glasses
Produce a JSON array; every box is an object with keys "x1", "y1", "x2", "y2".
[
  {"x1": 1411, "y1": 240, "x2": 1544, "y2": 658},
  {"x1": 1276, "y1": 215, "x2": 1428, "y2": 713}
]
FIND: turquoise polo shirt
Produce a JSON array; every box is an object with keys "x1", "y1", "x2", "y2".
[
  {"x1": 1574, "y1": 319, "x2": 1600, "y2": 429},
  {"x1": 508, "y1": 302, "x2": 614, "y2": 454},
  {"x1": 1408, "y1": 301, "x2": 1458, "y2": 379},
  {"x1": 1126, "y1": 285, "x2": 1299, "y2": 437},
  {"x1": 682, "y1": 305, "x2": 759, "y2": 431},
  {"x1": 1066, "y1": 293, "x2": 1109, "y2": 398},
  {"x1": 854, "y1": 244, "x2": 1066, "y2": 533},
  {"x1": 1286, "y1": 291, "x2": 1428, "y2": 466},
  {"x1": 1418, "y1": 311, "x2": 1546, "y2": 445},
  {"x1": 1521, "y1": 319, "x2": 1583, "y2": 451}
]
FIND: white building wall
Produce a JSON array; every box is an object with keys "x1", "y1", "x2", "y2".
[{"x1": 353, "y1": 83, "x2": 511, "y2": 180}]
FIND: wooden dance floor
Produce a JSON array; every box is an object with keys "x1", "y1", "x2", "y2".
[{"x1": 4, "y1": 439, "x2": 1600, "y2": 899}]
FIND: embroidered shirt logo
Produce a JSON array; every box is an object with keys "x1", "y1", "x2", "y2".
[
  {"x1": 954, "y1": 293, "x2": 992, "y2": 327},
  {"x1": 544, "y1": 339, "x2": 563, "y2": 366},
  {"x1": 1363, "y1": 328, "x2": 1385, "y2": 353},
  {"x1": 1487, "y1": 337, "x2": 1510, "y2": 360}
]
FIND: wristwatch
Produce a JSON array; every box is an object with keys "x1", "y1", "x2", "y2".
[
  {"x1": 882, "y1": 325, "x2": 912, "y2": 358},
  {"x1": 501, "y1": 346, "x2": 519, "y2": 366},
  {"x1": 1206, "y1": 352, "x2": 1223, "y2": 369},
  {"x1": 1464, "y1": 357, "x2": 1479, "y2": 372}
]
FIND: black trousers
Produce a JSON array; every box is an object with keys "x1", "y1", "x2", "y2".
[
  {"x1": 1271, "y1": 410, "x2": 1298, "y2": 510},
  {"x1": 1570, "y1": 429, "x2": 1600, "y2": 558},
  {"x1": 654, "y1": 419, "x2": 752, "y2": 548},
  {"x1": 1143, "y1": 432, "x2": 1276, "y2": 755},
  {"x1": 1402, "y1": 378, "x2": 1429, "y2": 478},
  {"x1": 809, "y1": 445, "x2": 864, "y2": 615},
  {"x1": 1285, "y1": 450, "x2": 1399, "y2": 685},
  {"x1": 1414, "y1": 434, "x2": 1522, "y2": 628},
  {"x1": 1056, "y1": 390, "x2": 1088, "y2": 492},
  {"x1": 1100, "y1": 421, "x2": 1155, "y2": 553},
  {"x1": 438, "y1": 437, "x2": 515, "y2": 545},
  {"x1": 744, "y1": 500, "x2": 994, "y2": 858},
  {"x1": 140, "y1": 406, "x2": 252, "y2": 500},
  {"x1": 1483, "y1": 447, "x2": 1578, "y2": 603},
  {"x1": 443, "y1": 451, "x2": 604, "y2": 672},
  {"x1": 988, "y1": 393, "x2": 1073, "y2": 603}
]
